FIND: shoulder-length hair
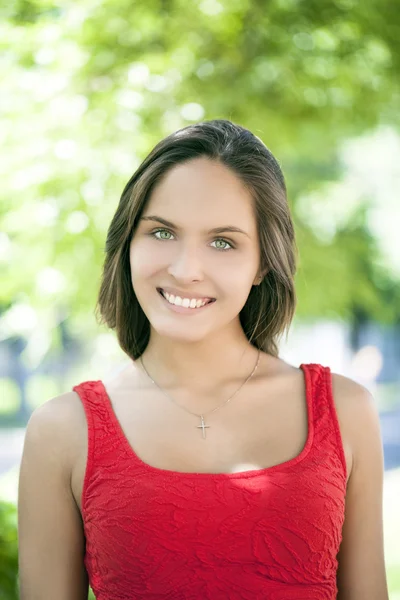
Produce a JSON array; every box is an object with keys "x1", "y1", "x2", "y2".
[{"x1": 95, "y1": 119, "x2": 297, "y2": 359}]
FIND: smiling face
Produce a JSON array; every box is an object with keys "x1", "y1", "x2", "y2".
[{"x1": 129, "y1": 157, "x2": 262, "y2": 344}]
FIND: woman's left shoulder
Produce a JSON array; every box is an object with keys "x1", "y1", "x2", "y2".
[
  {"x1": 329, "y1": 370, "x2": 383, "y2": 482},
  {"x1": 329, "y1": 370, "x2": 379, "y2": 424}
]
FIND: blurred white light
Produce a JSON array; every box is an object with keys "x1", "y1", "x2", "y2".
[
  {"x1": 116, "y1": 90, "x2": 143, "y2": 110},
  {"x1": 128, "y1": 63, "x2": 150, "y2": 86},
  {"x1": 22, "y1": 329, "x2": 52, "y2": 369},
  {"x1": 54, "y1": 139, "x2": 77, "y2": 159},
  {"x1": 28, "y1": 139, "x2": 51, "y2": 158},
  {"x1": 34, "y1": 47, "x2": 55, "y2": 65},
  {"x1": 199, "y1": 0, "x2": 224, "y2": 16},
  {"x1": 0, "y1": 304, "x2": 38, "y2": 339},
  {"x1": 58, "y1": 42, "x2": 89, "y2": 69},
  {"x1": 49, "y1": 95, "x2": 88, "y2": 120},
  {"x1": 9, "y1": 164, "x2": 52, "y2": 191},
  {"x1": 162, "y1": 110, "x2": 184, "y2": 133},
  {"x1": 115, "y1": 111, "x2": 141, "y2": 132},
  {"x1": 180, "y1": 103, "x2": 205, "y2": 121},
  {"x1": 65, "y1": 5, "x2": 88, "y2": 28},
  {"x1": 94, "y1": 333, "x2": 121, "y2": 357},
  {"x1": 81, "y1": 180, "x2": 103, "y2": 206},
  {"x1": 0, "y1": 233, "x2": 12, "y2": 263},
  {"x1": 146, "y1": 75, "x2": 168, "y2": 93},
  {"x1": 65, "y1": 210, "x2": 89, "y2": 234},
  {"x1": 32, "y1": 73, "x2": 69, "y2": 101},
  {"x1": 36, "y1": 267, "x2": 66, "y2": 295},
  {"x1": 35, "y1": 201, "x2": 59, "y2": 227},
  {"x1": 37, "y1": 23, "x2": 61, "y2": 44},
  {"x1": 351, "y1": 345, "x2": 383, "y2": 382},
  {"x1": 17, "y1": 71, "x2": 43, "y2": 91},
  {"x1": 110, "y1": 149, "x2": 136, "y2": 175}
]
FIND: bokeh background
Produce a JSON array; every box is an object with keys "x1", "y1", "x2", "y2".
[{"x1": 1, "y1": 0, "x2": 400, "y2": 598}]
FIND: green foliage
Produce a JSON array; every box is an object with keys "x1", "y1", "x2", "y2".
[{"x1": 0, "y1": 501, "x2": 18, "y2": 600}]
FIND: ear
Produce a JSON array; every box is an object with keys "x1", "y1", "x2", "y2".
[
  {"x1": 253, "y1": 269, "x2": 268, "y2": 286},
  {"x1": 253, "y1": 269, "x2": 269, "y2": 285}
]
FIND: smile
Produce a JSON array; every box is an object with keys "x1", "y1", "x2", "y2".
[{"x1": 158, "y1": 288, "x2": 215, "y2": 311}]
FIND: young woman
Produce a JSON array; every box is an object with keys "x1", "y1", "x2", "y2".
[{"x1": 18, "y1": 120, "x2": 388, "y2": 599}]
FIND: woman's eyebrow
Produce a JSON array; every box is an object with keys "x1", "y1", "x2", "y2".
[{"x1": 140, "y1": 215, "x2": 250, "y2": 238}]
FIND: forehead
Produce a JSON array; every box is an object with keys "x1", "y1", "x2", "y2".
[{"x1": 144, "y1": 157, "x2": 256, "y2": 230}]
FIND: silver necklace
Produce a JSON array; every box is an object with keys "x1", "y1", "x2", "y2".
[{"x1": 139, "y1": 349, "x2": 261, "y2": 439}]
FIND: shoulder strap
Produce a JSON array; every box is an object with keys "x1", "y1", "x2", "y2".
[
  {"x1": 301, "y1": 364, "x2": 347, "y2": 478},
  {"x1": 72, "y1": 380, "x2": 126, "y2": 511}
]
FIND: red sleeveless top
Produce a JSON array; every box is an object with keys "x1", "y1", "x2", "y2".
[{"x1": 73, "y1": 363, "x2": 347, "y2": 600}]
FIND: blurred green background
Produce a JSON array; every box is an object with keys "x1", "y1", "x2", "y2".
[{"x1": 1, "y1": 0, "x2": 400, "y2": 597}]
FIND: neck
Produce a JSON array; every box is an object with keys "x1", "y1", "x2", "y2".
[{"x1": 138, "y1": 325, "x2": 260, "y2": 392}]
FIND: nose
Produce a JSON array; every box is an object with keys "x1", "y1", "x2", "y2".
[{"x1": 167, "y1": 243, "x2": 204, "y2": 284}]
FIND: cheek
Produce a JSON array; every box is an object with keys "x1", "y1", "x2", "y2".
[
  {"x1": 130, "y1": 241, "x2": 167, "y2": 280},
  {"x1": 217, "y1": 263, "x2": 256, "y2": 299}
]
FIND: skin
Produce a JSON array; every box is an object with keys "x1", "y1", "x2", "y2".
[{"x1": 17, "y1": 157, "x2": 388, "y2": 599}]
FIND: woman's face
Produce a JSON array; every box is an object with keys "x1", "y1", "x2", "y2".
[{"x1": 129, "y1": 157, "x2": 262, "y2": 344}]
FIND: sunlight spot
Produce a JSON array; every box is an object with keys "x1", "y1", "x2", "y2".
[
  {"x1": 36, "y1": 267, "x2": 66, "y2": 295},
  {"x1": 0, "y1": 303, "x2": 38, "y2": 337},
  {"x1": 146, "y1": 75, "x2": 168, "y2": 93},
  {"x1": 180, "y1": 103, "x2": 205, "y2": 121},
  {"x1": 116, "y1": 90, "x2": 143, "y2": 110},
  {"x1": 54, "y1": 139, "x2": 77, "y2": 159},
  {"x1": 65, "y1": 210, "x2": 89, "y2": 234},
  {"x1": 199, "y1": 0, "x2": 224, "y2": 16},
  {"x1": 128, "y1": 63, "x2": 150, "y2": 86},
  {"x1": 35, "y1": 201, "x2": 59, "y2": 227},
  {"x1": 34, "y1": 47, "x2": 56, "y2": 65}
]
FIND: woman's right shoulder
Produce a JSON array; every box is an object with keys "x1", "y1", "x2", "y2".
[{"x1": 25, "y1": 389, "x2": 88, "y2": 475}]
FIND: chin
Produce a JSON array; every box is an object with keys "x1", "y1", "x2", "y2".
[{"x1": 150, "y1": 320, "x2": 212, "y2": 344}]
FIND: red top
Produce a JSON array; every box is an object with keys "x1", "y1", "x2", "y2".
[{"x1": 73, "y1": 363, "x2": 347, "y2": 600}]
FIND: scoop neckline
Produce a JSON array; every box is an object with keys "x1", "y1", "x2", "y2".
[{"x1": 97, "y1": 363, "x2": 314, "y2": 479}]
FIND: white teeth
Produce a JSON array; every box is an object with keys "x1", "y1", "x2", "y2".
[{"x1": 162, "y1": 290, "x2": 210, "y2": 309}]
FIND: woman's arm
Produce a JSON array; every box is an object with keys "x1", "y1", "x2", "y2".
[
  {"x1": 18, "y1": 395, "x2": 89, "y2": 600},
  {"x1": 332, "y1": 373, "x2": 389, "y2": 600}
]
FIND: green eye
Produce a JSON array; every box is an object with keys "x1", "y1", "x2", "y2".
[
  {"x1": 212, "y1": 239, "x2": 233, "y2": 251},
  {"x1": 153, "y1": 229, "x2": 173, "y2": 240}
]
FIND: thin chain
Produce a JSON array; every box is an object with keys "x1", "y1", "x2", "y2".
[{"x1": 139, "y1": 348, "x2": 261, "y2": 420}]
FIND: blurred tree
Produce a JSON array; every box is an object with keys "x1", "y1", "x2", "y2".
[{"x1": 1, "y1": 0, "x2": 399, "y2": 358}]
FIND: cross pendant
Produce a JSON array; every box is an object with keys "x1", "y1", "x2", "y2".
[{"x1": 196, "y1": 415, "x2": 210, "y2": 439}]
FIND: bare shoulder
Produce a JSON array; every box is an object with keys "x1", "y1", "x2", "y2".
[
  {"x1": 26, "y1": 390, "x2": 87, "y2": 473},
  {"x1": 330, "y1": 371, "x2": 379, "y2": 424},
  {"x1": 330, "y1": 372, "x2": 383, "y2": 480}
]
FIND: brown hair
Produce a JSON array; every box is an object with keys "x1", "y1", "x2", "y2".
[{"x1": 95, "y1": 119, "x2": 297, "y2": 359}]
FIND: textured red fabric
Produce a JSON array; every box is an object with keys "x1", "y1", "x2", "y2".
[{"x1": 72, "y1": 363, "x2": 347, "y2": 600}]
